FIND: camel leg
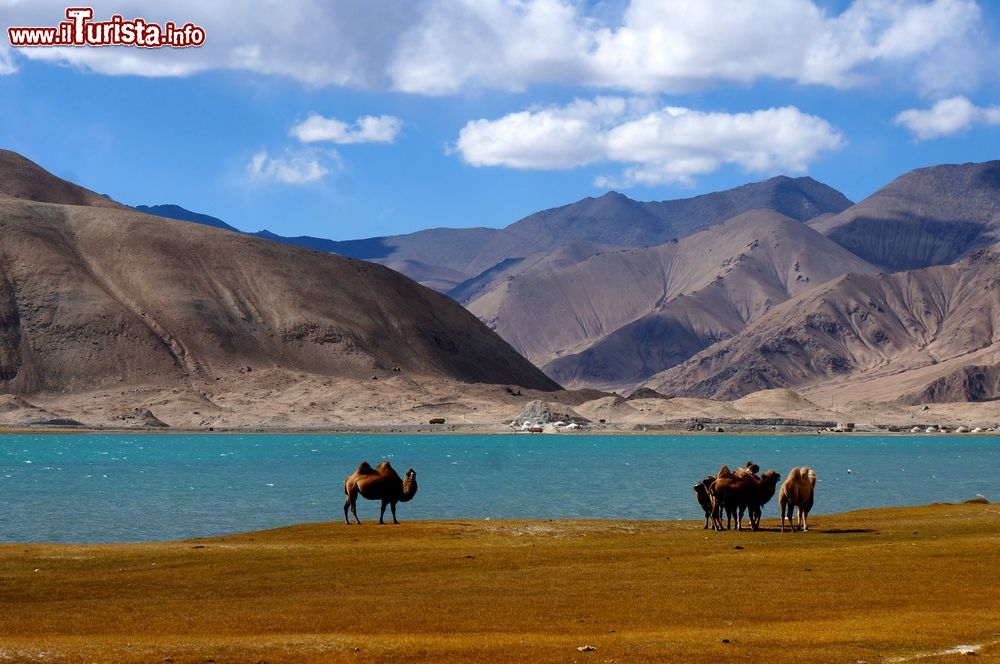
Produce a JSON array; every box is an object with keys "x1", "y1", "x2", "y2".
[
  {"x1": 379, "y1": 500, "x2": 388, "y2": 525},
  {"x1": 390, "y1": 501, "x2": 399, "y2": 525},
  {"x1": 801, "y1": 509, "x2": 809, "y2": 532},
  {"x1": 779, "y1": 500, "x2": 787, "y2": 532},
  {"x1": 344, "y1": 486, "x2": 360, "y2": 525}
]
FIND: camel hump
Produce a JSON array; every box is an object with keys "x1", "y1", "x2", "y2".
[
  {"x1": 717, "y1": 465, "x2": 732, "y2": 477},
  {"x1": 376, "y1": 460, "x2": 394, "y2": 472},
  {"x1": 788, "y1": 466, "x2": 803, "y2": 481},
  {"x1": 356, "y1": 461, "x2": 376, "y2": 475}
]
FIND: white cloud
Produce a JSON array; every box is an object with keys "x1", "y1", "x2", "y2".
[
  {"x1": 455, "y1": 97, "x2": 632, "y2": 169},
  {"x1": 894, "y1": 96, "x2": 1000, "y2": 140},
  {"x1": 455, "y1": 98, "x2": 844, "y2": 186},
  {"x1": 606, "y1": 106, "x2": 845, "y2": 186},
  {"x1": 246, "y1": 149, "x2": 331, "y2": 185},
  {"x1": 391, "y1": 0, "x2": 988, "y2": 95},
  {"x1": 0, "y1": 45, "x2": 17, "y2": 75},
  {"x1": 388, "y1": 0, "x2": 589, "y2": 94},
  {"x1": 0, "y1": 0, "x2": 990, "y2": 96},
  {"x1": 290, "y1": 113, "x2": 403, "y2": 144}
]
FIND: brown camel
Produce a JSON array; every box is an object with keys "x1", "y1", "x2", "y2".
[
  {"x1": 693, "y1": 475, "x2": 716, "y2": 529},
  {"x1": 343, "y1": 461, "x2": 418, "y2": 525},
  {"x1": 705, "y1": 462, "x2": 749, "y2": 530},
  {"x1": 779, "y1": 466, "x2": 817, "y2": 532},
  {"x1": 709, "y1": 465, "x2": 743, "y2": 530},
  {"x1": 747, "y1": 469, "x2": 780, "y2": 530},
  {"x1": 709, "y1": 464, "x2": 780, "y2": 531}
]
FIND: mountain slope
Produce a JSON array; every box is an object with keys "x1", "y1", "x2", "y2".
[
  {"x1": 0, "y1": 187, "x2": 559, "y2": 396},
  {"x1": 812, "y1": 161, "x2": 1000, "y2": 271},
  {"x1": 0, "y1": 149, "x2": 122, "y2": 209},
  {"x1": 442, "y1": 176, "x2": 851, "y2": 295},
  {"x1": 0, "y1": 199, "x2": 559, "y2": 393},
  {"x1": 645, "y1": 247, "x2": 1000, "y2": 403},
  {"x1": 464, "y1": 210, "x2": 876, "y2": 391}
]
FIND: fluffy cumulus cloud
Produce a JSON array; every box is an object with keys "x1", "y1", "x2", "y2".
[
  {"x1": 290, "y1": 113, "x2": 403, "y2": 144},
  {"x1": 894, "y1": 96, "x2": 1000, "y2": 139},
  {"x1": 0, "y1": 0, "x2": 991, "y2": 95},
  {"x1": 454, "y1": 97, "x2": 635, "y2": 169},
  {"x1": 455, "y1": 98, "x2": 844, "y2": 186},
  {"x1": 246, "y1": 149, "x2": 331, "y2": 185}
]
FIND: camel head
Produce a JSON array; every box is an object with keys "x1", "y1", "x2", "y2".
[{"x1": 400, "y1": 468, "x2": 418, "y2": 502}]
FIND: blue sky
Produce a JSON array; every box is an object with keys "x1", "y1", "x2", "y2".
[{"x1": 0, "y1": 0, "x2": 997, "y2": 240}]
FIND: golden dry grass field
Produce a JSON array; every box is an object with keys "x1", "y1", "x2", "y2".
[{"x1": 1, "y1": 503, "x2": 999, "y2": 663}]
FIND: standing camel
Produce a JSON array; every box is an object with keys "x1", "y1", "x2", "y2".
[
  {"x1": 779, "y1": 466, "x2": 817, "y2": 532},
  {"x1": 694, "y1": 476, "x2": 716, "y2": 529},
  {"x1": 343, "y1": 461, "x2": 418, "y2": 525},
  {"x1": 748, "y1": 469, "x2": 781, "y2": 531}
]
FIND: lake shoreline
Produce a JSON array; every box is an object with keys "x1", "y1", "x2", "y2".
[{"x1": 3, "y1": 423, "x2": 997, "y2": 436}]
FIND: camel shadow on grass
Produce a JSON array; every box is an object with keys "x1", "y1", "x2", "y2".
[{"x1": 718, "y1": 526, "x2": 877, "y2": 534}]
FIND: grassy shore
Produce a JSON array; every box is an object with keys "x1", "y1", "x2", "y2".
[{"x1": 1, "y1": 503, "x2": 998, "y2": 663}]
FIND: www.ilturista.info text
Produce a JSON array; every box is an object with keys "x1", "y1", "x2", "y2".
[{"x1": 8, "y1": 8, "x2": 205, "y2": 48}]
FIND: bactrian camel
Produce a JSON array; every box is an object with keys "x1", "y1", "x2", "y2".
[
  {"x1": 343, "y1": 461, "x2": 418, "y2": 525},
  {"x1": 779, "y1": 466, "x2": 817, "y2": 532},
  {"x1": 693, "y1": 475, "x2": 716, "y2": 529}
]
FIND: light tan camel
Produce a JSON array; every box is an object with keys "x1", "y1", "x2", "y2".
[
  {"x1": 779, "y1": 466, "x2": 817, "y2": 532},
  {"x1": 343, "y1": 461, "x2": 418, "y2": 525}
]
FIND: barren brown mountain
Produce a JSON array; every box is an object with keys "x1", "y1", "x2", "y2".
[
  {"x1": 153, "y1": 176, "x2": 849, "y2": 293},
  {"x1": 465, "y1": 209, "x2": 875, "y2": 391},
  {"x1": 0, "y1": 152, "x2": 559, "y2": 423},
  {"x1": 646, "y1": 246, "x2": 1000, "y2": 405},
  {"x1": 812, "y1": 160, "x2": 1000, "y2": 271}
]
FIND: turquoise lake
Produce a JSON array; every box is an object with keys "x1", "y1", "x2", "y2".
[{"x1": 1, "y1": 433, "x2": 998, "y2": 543}]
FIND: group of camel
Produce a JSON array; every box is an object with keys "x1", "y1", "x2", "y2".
[
  {"x1": 694, "y1": 462, "x2": 817, "y2": 532},
  {"x1": 340, "y1": 458, "x2": 816, "y2": 531}
]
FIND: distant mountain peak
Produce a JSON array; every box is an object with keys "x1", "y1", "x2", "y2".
[
  {"x1": 132, "y1": 204, "x2": 241, "y2": 233},
  {"x1": 596, "y1": 190, "x2": 630, "y2": 200},
  {"x1": 813, "y1": 159, "x2": 1000, "y2": 272}
]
